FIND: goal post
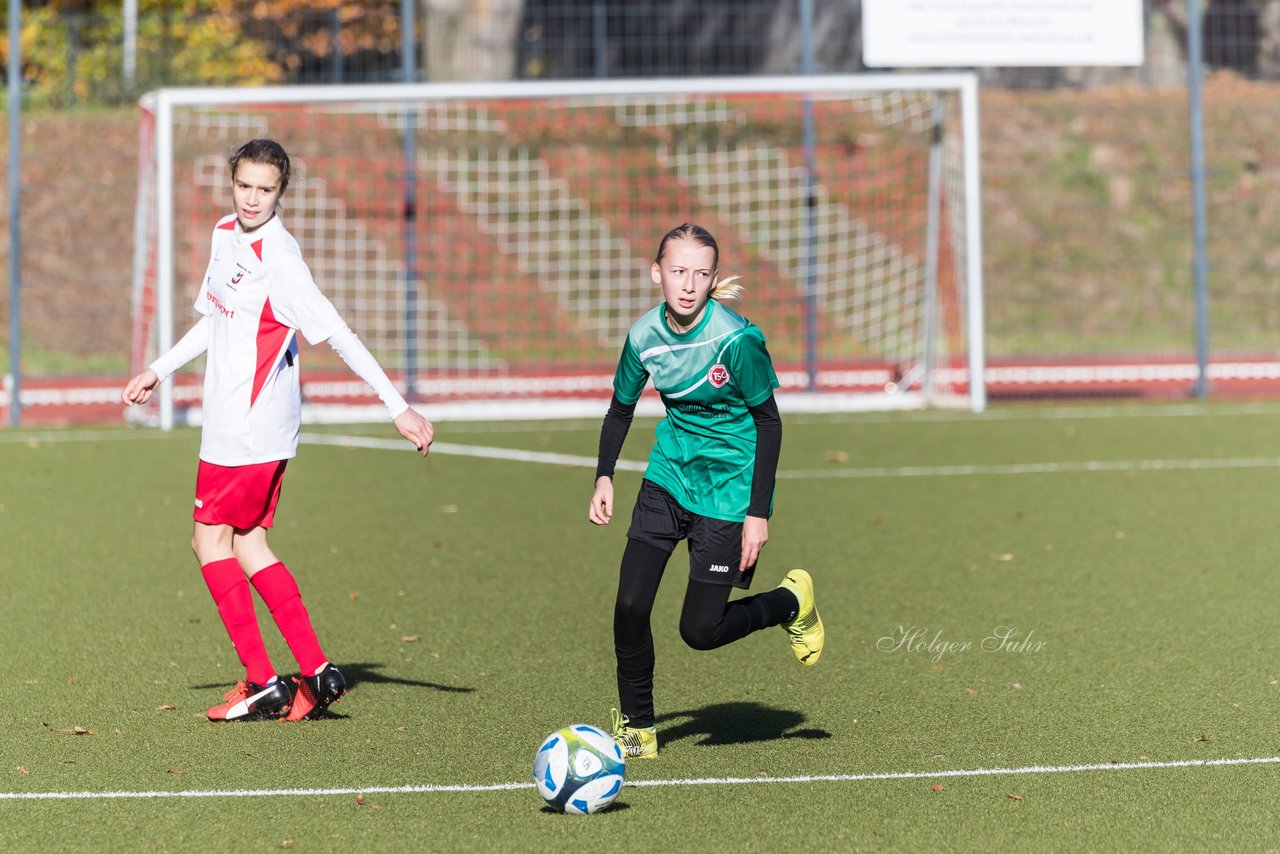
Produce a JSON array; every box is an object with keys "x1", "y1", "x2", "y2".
[{"x1": 132, "y1": 73, "x2": 985, "y2": 428}]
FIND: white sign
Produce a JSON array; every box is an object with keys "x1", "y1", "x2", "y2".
[{"x1": 863, "y1": 0, "x2": 1145, "y2": 68}]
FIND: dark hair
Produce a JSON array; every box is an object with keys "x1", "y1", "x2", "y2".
[
  {"x1": 655, "y1": 222, "x2": 718, "y2": 270},
  {"x1": 654, "y1": 222, "x2": 744, "y2": 302},
  {"x1": 229, "y1": 138, "x2": 291, "y2": 195}
]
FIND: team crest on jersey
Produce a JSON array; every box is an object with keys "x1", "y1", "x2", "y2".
[{"x1": 707, "y1": 363, "x2": 730, "y2": 388}]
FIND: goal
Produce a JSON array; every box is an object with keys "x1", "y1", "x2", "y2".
[{"x1": 132, "y1": 74, "x2": 985, "y2": 428}]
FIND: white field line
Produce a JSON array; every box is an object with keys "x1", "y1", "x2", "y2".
[
  {"x1": 6, "y1": 431, "x2": 1278, "y2": 481},
  {"x1": 785, "y1": 401, "x2": 1280, "y2": 425},
  {"x1": 774, "y1": 456, "x2": 1280, "y2": 479},
  {"x1": 300, "y1": 434, "x2": 648, "y2": 471},
  {"x1": 299, "y1": 435, "x2": 1280, "y2": 480},
  {"x1": 7, "y1": 400, "x2": 1280, "y2": 443},
  {"x1": 5, "y1": 755, "x2": 1280, "y2": 801},
  {"x1": 0, "y1": 429, "x2": 190, "y2": 445}
]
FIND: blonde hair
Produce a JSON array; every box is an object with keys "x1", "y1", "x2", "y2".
[
  {"x1": 709, "y1": 274, "x2": 745, "y2": 303},
  {"x1": 655, "y1": 222, "x2": 747, "y2": 303}
]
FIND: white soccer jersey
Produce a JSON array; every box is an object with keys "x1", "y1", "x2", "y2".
[{"x1": 187, "y1": 213, "x2": 346, "y2": 465}]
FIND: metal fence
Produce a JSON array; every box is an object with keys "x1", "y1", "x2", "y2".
[
  {"x1": 8, "y1": 2, "x2": 1274, "y2": 95},
  {"x1": 2, "y1": 1, "x2": 1278, "y2": 420}
]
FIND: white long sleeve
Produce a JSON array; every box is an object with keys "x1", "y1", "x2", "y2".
[
  {"x1": 326, "y1": 325, "x2": 410, "y2": 419},
  {"x1": 148, "y1": 315, "x2": 211, "y2": 383}
]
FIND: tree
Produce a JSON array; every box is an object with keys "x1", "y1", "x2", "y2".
[
  {"x1": 425, "y1": 0, "x2": 523, "y2": 82},
  {"x1": 1, "y1": 0, "x2": 413, "y2": 107},
  {"x1": 3, "y1": 1, "x2": 282, "y2": 107}
]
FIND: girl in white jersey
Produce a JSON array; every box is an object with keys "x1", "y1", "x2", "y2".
[
  {"x1": 121, "y1": 139, "x2": 434, "y2": 722},
  {"x1": 588, "y1": 223, "x2": 825, "y2": 760}
]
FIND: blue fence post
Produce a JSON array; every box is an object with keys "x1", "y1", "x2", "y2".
[
  {"x1": 402, "y1": 0, "x2": 419, "y2": 403},
  {"x1": 800, "y1": 0, "x2": 818, "y2": 391},
  {"x1": 1188, "y1": 0, "x2": 1211, "y2": 398},
  {"x1": 8, "y1": 0, "x2": 21, "y2": 427}
]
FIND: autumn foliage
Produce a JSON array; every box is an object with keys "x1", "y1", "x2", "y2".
[{"x1": 1, "y1": 0, "x2": 404, "y2": 107}]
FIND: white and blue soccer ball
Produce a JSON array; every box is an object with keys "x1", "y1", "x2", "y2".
[{"x1": 533, "y1": 724, "x2": 625, "y2": 814}]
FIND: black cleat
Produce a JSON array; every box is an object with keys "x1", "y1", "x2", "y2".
[{"x1": 285, "y1": 663, "x2": 347, "y2": 721}]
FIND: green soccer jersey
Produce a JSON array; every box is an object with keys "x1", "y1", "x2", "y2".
[{"x1": 613, "y1": 300, "x2": 780, "y2": 522}]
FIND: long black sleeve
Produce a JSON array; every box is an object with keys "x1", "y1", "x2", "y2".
[
  {"x1": 595, "y1": 393, "x2": 637, "y2": 480},
  {"x1": 747, "y1": 394, "x2": 782, "y2": 517}
]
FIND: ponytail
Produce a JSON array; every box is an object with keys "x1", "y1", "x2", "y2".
[{"x1": 709, "y1": 275, "x2": 745, "y2": 303}]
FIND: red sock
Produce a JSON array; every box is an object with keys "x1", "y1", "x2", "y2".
[
  {"x1": 200, "y1": 558, "x2": 275, "y2": 685},
  {"x1": 251, "y1": 562, "x2": 327, "y2": 676}
]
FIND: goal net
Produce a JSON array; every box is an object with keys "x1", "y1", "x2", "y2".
[{"x1": 132, "y1": 74, "x2": 984, "y2": 428}]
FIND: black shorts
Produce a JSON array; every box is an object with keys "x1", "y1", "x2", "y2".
[{"x1": 626, "y1": 479, "x2": 756, "y2": 590}]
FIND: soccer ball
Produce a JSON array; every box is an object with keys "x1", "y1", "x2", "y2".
[{"x1": 533, "y1": 724, "x2": 625, "y2": 814}]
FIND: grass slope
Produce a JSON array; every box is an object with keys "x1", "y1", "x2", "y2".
[{"x1": 8, "y1": 77, "x2": 1280, "y2": 376}]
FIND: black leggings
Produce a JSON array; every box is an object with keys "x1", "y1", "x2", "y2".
[{"x1": 613, "y1": 538, "x2": 796, "y2": 728}]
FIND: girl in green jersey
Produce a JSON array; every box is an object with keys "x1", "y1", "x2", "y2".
[{"x1": 588, "y1": 223, "x2": 825, "y2": 760}]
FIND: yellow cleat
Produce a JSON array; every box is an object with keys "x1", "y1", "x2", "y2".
[
  {"x1": 778, "y1": 569, "x2": 825, "y2": 666},
  {"x1": 609, "y1": 708, "x2": 658, "y2": 760}
]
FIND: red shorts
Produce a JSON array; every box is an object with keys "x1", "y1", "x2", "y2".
[{"x1": 193, "y1": 459, "x2": 288, "y2": 530}]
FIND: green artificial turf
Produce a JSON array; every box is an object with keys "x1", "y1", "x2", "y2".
[{"x1": 4, "y1": 404, "x2": 1280, "y2": 851}]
